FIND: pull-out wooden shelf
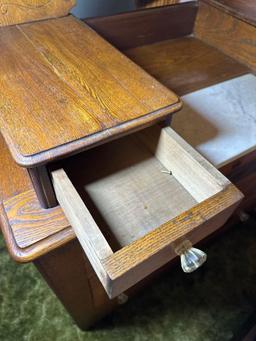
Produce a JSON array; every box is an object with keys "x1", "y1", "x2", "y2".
[{"x1": 48, "y1": 125, "x2": 242, "y2": 298}]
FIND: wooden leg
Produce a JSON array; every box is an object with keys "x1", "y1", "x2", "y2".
[
  {"x1": 34, "y1": 239, "x2": 117, "y2": 330},
  {"x1": 28, "y1": 166, "x2": 57, "y2": 209}
]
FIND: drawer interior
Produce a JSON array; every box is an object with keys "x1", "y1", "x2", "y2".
[
  {"x1": 51, "y1": 125, "x2": 242, "y2": 297},
  {"x1": 56, "y1": 125, "x2": 230, "y2": 251}
]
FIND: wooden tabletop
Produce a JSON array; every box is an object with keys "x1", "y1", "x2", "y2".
[{"x1": 0, "y1": 15, "x2": 180, "y2": 167}]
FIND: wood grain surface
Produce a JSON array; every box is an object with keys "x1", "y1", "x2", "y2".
[
  {"x1": 86, "y1": 2, "x2": 197, "y2": 50},
  {"x1": 48, "y1": 125, "x2": 243, "y2": 298},
  {"x1": 0, "y1": 200, "x2": 74, "y2": 262},
  {"x1": 0, "y1": 134, "x2": 32, "y2": 201},
  {"x1": 203, "y1": 0, "x2": 256, "y2": 27},
  {"x1": 0, "y1": 0, "x2": 76, "y2": 26},
  {"x1": 60, "y1": 131, "x2": 198, "y2": 248},
  {"x1": 102, "y1": 184, "x2": 242, "y2": 297},
  {"x1": 3, "y1": 189, "x2": 69, "y2": 249},
  {"x1": 195, "y1": 1, "x2": 256, "y2": 71},
  {"x1": 34, "y1": 239, "x2": 116, "y2": 330},
  {"x1": 135, "y1": 0, "x2": 192, "y2": 9},
  {"x1": 0, "y1": 15, "x2": 180, "y2": 167},
  {"x1": 125, "y1": 37, "x2": 249, "y2": 95}
]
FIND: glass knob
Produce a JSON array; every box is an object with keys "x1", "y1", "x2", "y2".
[{"x1": 174, "y1": 240, "x2": 207, "y2": 273}]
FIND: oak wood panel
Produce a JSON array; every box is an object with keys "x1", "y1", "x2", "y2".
[
  {"x1": 0, "y1": 0, "x2": 76, "y2": 26},
  {"x1": 0, "y1": 16, "x2": 180, "y2": 168},
  {"x1": 203, "y1": 0, "x2": 256, "y2": 27},
  {"x1": 85, "y1": 2, "x2": 198, "y2": 50},
  {"x1": 125, "y1": 37, "x2": 249, "y2": 96},
  {"x1": 194, "y1": 2, "x2": 256, "y2": 71},
  {"x1": 0, "y1": 201, "x2": 74, "y2": 262},
  {"x1": 3, "y1": 189, "x2": 69, "y2": 249},
  {"x1": 0, "y1": 134, "x2": 32, "y2": 201}
]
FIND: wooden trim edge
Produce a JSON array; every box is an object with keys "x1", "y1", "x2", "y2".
[{"x1": 5, "y1": 102, "x2": 182, "y2": 168}]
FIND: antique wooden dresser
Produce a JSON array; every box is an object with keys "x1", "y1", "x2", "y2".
[{"x1": 0, "y1": 0, "x2": 255, "y2": 329}]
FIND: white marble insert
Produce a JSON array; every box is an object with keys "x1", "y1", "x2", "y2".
[{"x1": 172, "y1": 74, "x2": 256, "y2": 168}]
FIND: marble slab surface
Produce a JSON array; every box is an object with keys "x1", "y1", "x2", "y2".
[{"x1": 172, "y1": 74, "x2": 256, "y2": 168}]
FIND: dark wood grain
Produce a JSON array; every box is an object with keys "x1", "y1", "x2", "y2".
[
  {"x1": 28, "y1": 166, "x2": 57, "y2": 208},
  {"x1": 0, "y1": 15, "x2": 180, "y2": 168},
  {"x1": 203, "y1": 0, "x2": 256, "y2": 27},
  {"x1": 0, "y1": 0, "x2": 76, "y2": 27},
  {"x1": 85, "y1": 2, "x2": 198, "y2": 50},
  {"x1": 195, "y1": 1, "x2": 256, "y2": 71},
  {"x1": 135, "y1": 0, "x2": 193, "y2": 9},
  {"x1": 125, "y1": 37, "x2": 249, "y2": 96}
]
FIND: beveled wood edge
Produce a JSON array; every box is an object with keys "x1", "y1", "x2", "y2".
[
  {"x1": 3, "y1": 189, "x2": 69, "y2": 249},
  {"x1": 3, "y1": 101, "x2": 182, "y2": 168},
  {"x1": 0, "y1": 202, "x2": 74, "y2": 263},
  {"x1": 201, "y1": 0, "x2": 256, "y2": 27}
]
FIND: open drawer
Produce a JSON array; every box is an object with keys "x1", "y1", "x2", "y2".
[{"x1": 51, "y1": 125, "x2": 243, "y2": 299}]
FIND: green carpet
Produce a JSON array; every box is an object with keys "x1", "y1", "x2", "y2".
[{"x1": 1, "y1": 217, "x2": 256, "y2": 341}]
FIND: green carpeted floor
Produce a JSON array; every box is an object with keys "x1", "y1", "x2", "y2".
[{"x1": 1, "y1": 217, "x2": 256, "y2": 341}]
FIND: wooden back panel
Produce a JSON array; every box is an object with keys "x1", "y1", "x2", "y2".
[
  {"x1": 194, "y1": 1, "x2": 256, "y2": 71},
  {"x1": 86, "y1": 2, "x2": 198, "y2": 50},
  {"x1": 0, "y1": 0, "x2": 76, "y2": 26},
  {"x1": 136, "y1": 0, "x2": 192, "y2": 9}
]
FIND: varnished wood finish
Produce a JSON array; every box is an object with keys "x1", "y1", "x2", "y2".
[
  {"x1": 0, "y1": 15, "x2": 180, "y2": 168},
  {"x1": 0, "y1": 134, "x2": 32, "y2": 201},
  {"x1": 195, "y1": 1, "x2": 256, "y2": 71},
  {"x1": 0, "y1": 3, "x2": 252, "y2": 328},
  {"x1": 136, "y1": 0, "x2": 192, "y2": 9},
  {"x1": 0, "y1": 202, "x2": 74, "y2": 262},
  {"x1": 85, "y1": 3, "x2": 197, "y2": 50},
  {"x1": 35, "y1": 240, "x2": 116, "y2": 330},
  {"x1": 220, "y1": 150, "x2": 256, "y2": 213},
  {"x1": 204, "y1": 0, "x2": 256, "y2": 27},
  {"x1": 28, "y1": 166, "x2": 57, "y2": 208},
  {"x1": 125, "y1": 37, "x2": 249, "y2": 96},
  {"x1": 3, "y1": 189, "x2": 69, "y2": 249},
  {"x1": 0, "y1": 0, "x2": 76, "y2": 26}
]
